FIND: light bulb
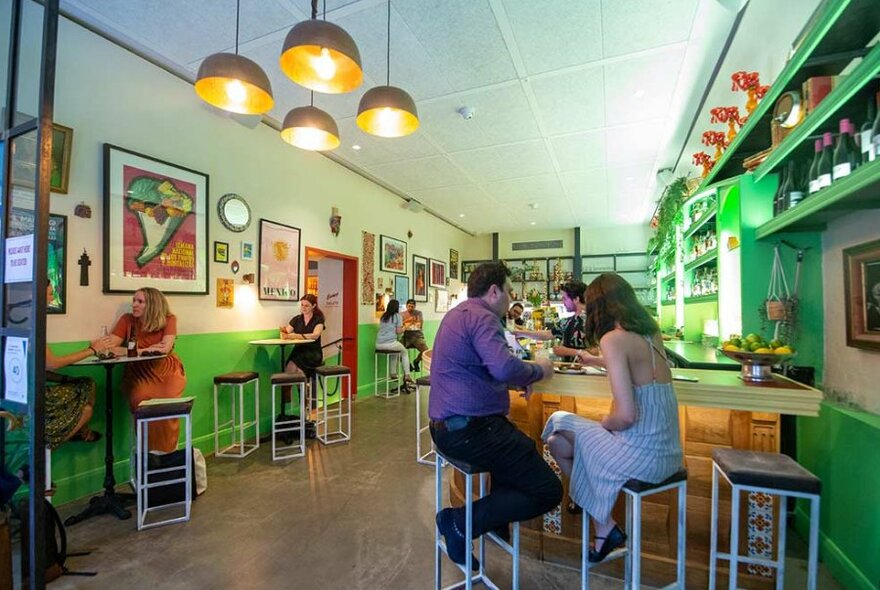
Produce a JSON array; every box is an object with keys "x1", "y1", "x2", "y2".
[
  {"x1": 225, "y1": 79, "x2": 247, "y2": 105},
  {"x1": 314, "y1": 48, "x2": 337, "y2": 81},
  {"x1": 376, "y1": 107, "x2": 399, "y2": 136}
]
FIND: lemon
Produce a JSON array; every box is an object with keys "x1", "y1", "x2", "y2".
[
  {"x1": 774, "y1": 346, "x2": 793, "y2": 354},
  {"x1": 722, "y1": 344, "x2": 741, "y2": 352},
  {"x1": 754, "y1": 347, "x2": 773, "y2": 354}
]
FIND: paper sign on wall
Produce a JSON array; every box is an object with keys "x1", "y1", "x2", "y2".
[
  {"x1": 4, "y1": 234, "x2": 34, "y2": 283},
  {"x1": 4, "y1": 337, "x2": 29, "y2": 405}
]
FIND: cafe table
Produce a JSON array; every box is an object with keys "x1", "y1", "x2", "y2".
[
  {"x1": 248, "y1": 338, "x2": 314, "y2": 372},
  {"x1": 65, "y1": 353, "x2": 166, "y2": 525}
]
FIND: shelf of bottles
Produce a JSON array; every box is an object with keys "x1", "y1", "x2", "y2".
[{"x1": 461, "y1": 260, "x2": 493, "y2": 285}]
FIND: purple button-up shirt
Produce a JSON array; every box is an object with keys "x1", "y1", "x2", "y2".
[{"x1": 428, "y1": 297, "x2": 545, "y2": 420}]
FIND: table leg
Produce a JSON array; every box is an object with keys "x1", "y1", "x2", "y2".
[{"x1": 280, "y1": 344, "x2": 288, "y2": 373}]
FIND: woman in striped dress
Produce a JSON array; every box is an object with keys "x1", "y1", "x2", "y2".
[{"x1": 542, "y1": 273, "x2": 683, "y2": 562}]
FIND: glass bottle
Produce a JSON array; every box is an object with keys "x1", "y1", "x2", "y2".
[
  {"x1": 808, "y1": 138, "x2": 822, "y2": 194},
  {"x1": 786, "y1": 160, "x2": 805, "y2": 209},
  {"x1": 816, "y1": 132, "x2": 834, "y2": 190},
  {"x1": 861, "y1": 93, "x2": 877, "y2": 164},
  {"x1": 127, "y1": 324, "x2": 138, "y2": 358},
  {"x1": 832, "y1": 119, "x2": 856, "y2": 180}
]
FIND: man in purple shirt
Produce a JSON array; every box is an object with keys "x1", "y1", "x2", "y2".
[{"x1": 430, "y1": 261, "x2": 561, "y2": 568}]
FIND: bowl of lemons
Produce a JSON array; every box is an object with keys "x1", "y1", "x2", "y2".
[{"x1": 718, "y1": 334, "x2": 796, "y2": 382}]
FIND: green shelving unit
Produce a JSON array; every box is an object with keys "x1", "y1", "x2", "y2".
[
  {"x1": 682, "y1": 204, "x2": 717, "y2": 240},
  {"x1": 684, "y1": 251, "x2": 718, "y2": 273}
]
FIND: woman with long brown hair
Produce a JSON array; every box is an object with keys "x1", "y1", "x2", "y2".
[
  {"x1": 105, "y1": 287, "x2": 187, "y2": 452},
  {"x1": 542, "y1": 273, "x2": 683, "y2": 562}
]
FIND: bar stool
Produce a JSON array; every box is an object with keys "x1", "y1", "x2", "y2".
[
  {"x1": 434, "y1": 450, "x2": 521, "y2": 590},
  {"x1": 709, "y1": 449, "x2": 820, "y2": 590},
  {"x1": 134, "y1": 398, "x2": 193, "y2": 530},
  {"x1": 213, "y1": 371, "x2": 259, "y2": 458},
  {"x1": 415, "y1": 375, "x2": 435, "y2": 465},
  {"x1": 270, "y1": 372, "x2": 307, "y2": 460},
  {"x1": 314, "y1": 365, "x2": 352, "y2": 445},
  {"x1": 581, "y1": 469, "x2": 687, "y2": 589},
  {"x1": 374, "y1": 349, "x2": 403, "y2": 399}
]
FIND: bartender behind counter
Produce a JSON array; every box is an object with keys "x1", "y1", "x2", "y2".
[{"x1": 512, "y1": 281, "x2": 595, "y2": 363}]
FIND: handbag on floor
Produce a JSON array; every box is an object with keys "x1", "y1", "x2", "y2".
[{"x1": 19, "y1": 498, "x2": 96, "y2": 584}]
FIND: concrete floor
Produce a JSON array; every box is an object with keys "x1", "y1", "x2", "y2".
[{"x1": 48, "y1": 393, "x2": 842, "y2": 590}]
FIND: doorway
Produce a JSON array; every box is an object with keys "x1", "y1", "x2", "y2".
[{"x1": 304, "y1": 247, "x2": 359, "y2": 395}]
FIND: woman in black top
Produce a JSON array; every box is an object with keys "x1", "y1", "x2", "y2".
[{"x1": 280, "y1": 293, "x2": 325, "y2": 377}]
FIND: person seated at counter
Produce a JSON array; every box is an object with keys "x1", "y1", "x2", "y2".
[
  {"x1": 279, "y1": 294, "x2": 325, "y2": 421},
  {"x1": 376, "y1": 299, "x2": 414, "y2": 391},
  {"x1": 105, "y1": 287, "x2": 187, "y2": 452},
  {"x1": 542, "y1": 273, "x2": 683, "y2": 563},
  {"x1": 400, "y1": 299, "x2": 428, "y2": 372},
  {"x1": 506, "y1": 302, "x2": 525, "y2": 327}
]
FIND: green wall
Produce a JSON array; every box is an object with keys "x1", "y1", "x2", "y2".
[
  {"x1": 797, "y1": 403, "x2": 880, "y2": 590},
  {"x1": 682, "y1": 300, "x2": 717, "y2": 342},
  {"x1": 18, "y1": 321, "x2": 441, "y2": 505}
]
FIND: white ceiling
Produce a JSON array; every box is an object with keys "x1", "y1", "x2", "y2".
[{"x1": 61, "y1": 0, "x2": 741, "y2": 234}]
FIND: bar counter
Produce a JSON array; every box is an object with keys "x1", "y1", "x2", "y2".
[{"x1": 663, "y1": 340, "x2": 740, "y2": 370}]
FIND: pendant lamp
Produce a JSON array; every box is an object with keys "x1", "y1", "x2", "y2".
[
  {"x1": 357, "y1": 1, "x2": 419, "y2": 138},
  {"x1": 281, "y1": 95, "x2": 340, "y2": 151},
  {"x1": 280, "y1": 0, "x2": 363, "y2": 94},
  {"x1": 195, "y1": 0, "x2": 273, "y2": 115}
]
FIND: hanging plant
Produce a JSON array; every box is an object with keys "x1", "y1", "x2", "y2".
[{"x1": 648, "y1": 176, "x2": 691, "y2": 265}]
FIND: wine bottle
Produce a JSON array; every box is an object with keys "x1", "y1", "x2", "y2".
[
  {"x1": 816, "y1": 132, "x2": 833, "y2": 190},
  {"x1": 774, "y1": 164, "x2": 787, "y2": 215},
  {"x1": 871, "y1": 91, "x2": 880, "y2": 163},
  {"x1": 786, "y1": 160, "x2": 804, "y2": 209},
  {"x1": 127, "y1": 325, "x2": 138, "y2": 358},
  {"x1": 832, "y1": 119, "x2": 854, "y2": 180},
  {"x1": 808, "y1": 138, "x2": 822, "y2": 194},
  {"x1": 861, "y1": 94, "x2": 877, "y2": 164}
]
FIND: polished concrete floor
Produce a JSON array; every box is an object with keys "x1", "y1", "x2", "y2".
[{"x1": 48, "y1": 392, "x2": 842, "y2": 590}]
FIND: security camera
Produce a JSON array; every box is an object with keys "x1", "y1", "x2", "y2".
[{"x1": 458, "y1": 106, "x2": 475, "y2": 120}]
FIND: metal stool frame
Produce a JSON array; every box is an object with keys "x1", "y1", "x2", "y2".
[
  {"x1": 316, "y1": 369, "x2": 352, "y2": 445},
  {"x1": 213, "y1": 376, "x2": 260, "y2": 458},
  {"x1": 415, "y1": 379, "x2": 435, "y2": 465},
  {"x1": 135, "y1": 411, "x2": 192, "y2": 530},
  {"x1": 271, "y1": 378, "x2": 307, "y2": 460},
  {"x1": 374, "y1": 350, "x2": 403, "y2": 399}
]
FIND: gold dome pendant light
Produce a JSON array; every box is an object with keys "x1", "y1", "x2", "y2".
[
  {"x1": 195, "y1": 0, "x2": 274, "y2": 114},
  {"x1": 280, "y1": 0, "x2": 363, "y2": 94},
  {"x1": 281, "y1": 93, "x2": 340, "y2": 151},
  {"x1": 357, "y1": 1, "x2": 419, "y2": 137}
]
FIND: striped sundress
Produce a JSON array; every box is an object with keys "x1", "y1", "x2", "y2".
[{"x1": 541, "y1": 335, "x2": 683, "y2": 523}]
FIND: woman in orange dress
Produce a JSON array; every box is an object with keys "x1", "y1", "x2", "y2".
[{"x1": 106, "y1": 287, "x2": 186, "y2": 452}]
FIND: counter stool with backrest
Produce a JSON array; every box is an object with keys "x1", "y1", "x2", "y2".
[
  {"x1": 314, "y1": 365, "x2": 352, "y2": 445},
  {"x1": 709, "y1": 448, "x2": 820, "y2": 590},
  {"x1": 213, "y1": 371, "x2": 259, "y2": 458},
  {"x1": 374, "y1": 350, "x2": 403, "y2": 399},
  {"x1": 134, "y1": 398, "x2": 193, "y2": 530},
  {"x1": 415, "y1": 375, "x2": 435, "y2": 465},
  {"x1": 580, "y1": 469, "x2": 687, "y2": 589},
  {"x1": 270, "y1": 372, "x2": 307, "y2": 460},
  {"x1": 434, "y1": 450, "x2": 520, "y2": 590}
]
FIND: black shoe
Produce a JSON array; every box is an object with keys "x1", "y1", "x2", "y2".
[
  {"x1": 566, "y1": 498, "x2": 583, "y2": 514},
  {"x1": 491, "y1": 524, "x2": 511, "y2": 545},
  {"x1": 409, "y1": 363, "x2": 416, "y2": 373},
  {"x1": 588, "y1": 525, "x2": 627, "y2": 563},
  {"x1": 413, "y1": 360, "x2": 421, "y2": 372},
  {"x1": 436, "y1": 508, "x2": 479, "y2": 571}
]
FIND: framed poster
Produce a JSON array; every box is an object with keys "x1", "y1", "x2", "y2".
[
  {"x1": 412, "y1": 254, "x2": 428, "y2": 302},
  {"x1": 435, "y1": 289, "x2": 449, "y2": 313},
  {"x1": 51, "y1": 123, "x2": 73, "y2": 194},
  {"x1": 213, "y1": 241, "x2": 229, "y2": 263},
  {"x1": 449, "y1": 248, "x2": 459, "y2": 280},
  {"x1": 258, "y1": 218, "x2": 301, "y2": 301},
  {"x1": 394, "y1": 274, "x2": 410, "y2": 303},
  {"x1": 380, "y1": 234, "x2": 407, "y2": 274},
  {"x1": 103, "y1": 144, "x2": 208, "y2": 294},
  {"x1": 844, "y1": 238, "x2": 880, "y2": 350},
  {"x1": 429, "y1": 258, "x2": 447, "y2": 289},
  {"x1": 216, "y1": 278, "x2": 234, "y2": 308},
  {"x1": 8, "y1": 210, "x2": 67, "y2": 313}
]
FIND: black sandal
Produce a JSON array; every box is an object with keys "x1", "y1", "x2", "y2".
[
  {"x1": 588, "y1": 525, "x2": 627, "y2": 563},
  {"x1": 566, "y1": 498, "x2": 583, "y2": 514}
]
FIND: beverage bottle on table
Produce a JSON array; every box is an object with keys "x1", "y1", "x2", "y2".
[{"x1": 127, "y1": 325, "x2": 138, "y2": 358}]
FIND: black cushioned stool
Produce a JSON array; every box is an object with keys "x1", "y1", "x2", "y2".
[
  {"x1": 709, "y1": 449, "x2": 820, "y2": 590},
  {"x1": 314, "y1": 365, "x2": 351, "y2": 445},
  {"x1": 134, "y1": 398, "x2": 193, "y2": 531},
  {"x1": 434, "y1": 450, "x2": 520, "y2": 590},
  {"x1": 415, "y1": 376, "x2": 435, "y2": 465},
  {"x1": 270, "y1": 372, "x2": 307, "y2": 460},
  {"x1": 213, "y1": 371, "x2": 259, "y2": 458},
  {"x1": 374, "y1": 349, "x2": 403, "y2": 399}
]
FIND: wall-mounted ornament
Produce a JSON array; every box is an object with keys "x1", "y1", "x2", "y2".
[
  {"x1": 407, "y1": 230, "x2": 413, "y2": 239},
  {"x1": 217, "y1": 193, "x2": 252, "y2": 232},
  {"x1": 78, "y1": 249, "x2": 91, "y2": 286},
  {"x1": 242, "y1": 273, "x2": 255, "y2": 284},
  {"x1": 231, "y1": 260, "x2": 240, "y2": 274},
  {"x1": 330, "y1": 206, "x2": 341, "y2": 236},
  {"x1": 74, "y1": 202, "x2": 92, "y2": 219}
]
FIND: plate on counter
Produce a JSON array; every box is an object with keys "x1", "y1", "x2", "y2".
[{"x1": 553, "y1": 362, "x2": 589, "y2": 375}]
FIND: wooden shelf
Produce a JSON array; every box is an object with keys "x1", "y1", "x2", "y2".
[
  {"x1": 753, "y1": 42, "x2": 880, "y2": 181},
  {"x1": 682, "y1": 204, "x2": 718, "y2": 241},
  {"x1": 684, "y1": 251, "x2": 718, "y2": 273},
  {"x1": 685, "y1": 294, "x2": 718, "y2": 304},
  {"x1": 756, "y1": 158, "x2": 880, "y2": 238}
]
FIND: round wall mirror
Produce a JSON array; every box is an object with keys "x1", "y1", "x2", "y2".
[{"x1": 217, "y1": 193, "x2": 252, "y2": 232}]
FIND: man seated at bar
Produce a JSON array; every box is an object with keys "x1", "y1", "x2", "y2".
[
  {"x1": 400, "y1": 298, "x2": 428, "y2": 372},
  {"x1": 430, "y1": 261, "x2": 560, "y2": 568},
  {"x1": 511, "y1": 280, "x2": 594, "y2": 361}
]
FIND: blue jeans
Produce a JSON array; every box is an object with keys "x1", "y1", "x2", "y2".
[{"x1": 431, "y1": 415, "x2": 562, "y2": 538}]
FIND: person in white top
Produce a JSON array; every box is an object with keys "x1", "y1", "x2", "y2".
[{"x1": 375, "y1": 299, "x2": 415, "y2": 391}]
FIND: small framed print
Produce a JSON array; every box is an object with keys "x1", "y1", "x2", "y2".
[
  {"x1": 214, "y1": 241, "x2": 229, "y2": 263},
  {"x1": 216, "y1": 278, "x2": 234, "y2": 308},
  {"x1": 241, "y1": 240, "x2": 254, "y2": 261},
  {"x1": 51, "y1": 123, "x2": 74, "y2": 194},
  {"x1": 429, "y1": 258, "x2": 447, "y2": 289},
  {"x1": 394, "y1": 274, "x2": 410, "y2": 303},
  {"x1": 449, "y1": 248, "x2": 459, "y2": 280},
  {"x1": 380, "y1": 234, "x2": 407, "y2": 274},
  {"x1": 844, "y1": 238, "x2": 880, "y2": 350}
]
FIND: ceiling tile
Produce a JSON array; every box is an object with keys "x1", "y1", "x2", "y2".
[
  {"x1": 501, "y1": 0, "x2": 602, "y2": 75},
  {"x1": 448, "y1": 140, "x2": 555, "y2": 182},
  {"x1": 368, "y1": 156, "x2": 471, "y2": 192},
  {"x1": 559, "y1": 169, "x2": 607, "y2": 203},
  {"x1": 530, "y1": 67, "x2": 605, "y2": 135},
  {"x1": 605, "y1": 120, "x2": 665, "y2": 165},
  {"x1": 603, "y1": 45, "x2": 687, "y2": 126},
  {"x1": 601, "y1": 0, "x2": 698, "y2": 58},
  {"x1": 411, "y1": 185, "x2": 495, "y2": 211},
  {"x1": 482, "y1": 174, "x2": 564, "y2": 205},
  {"x1": 550, "y1": 130, "x2": 606, "y2": 172}
]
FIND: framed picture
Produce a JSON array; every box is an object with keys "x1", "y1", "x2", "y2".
[
  {"x1": 241, "y1": 240, "x2": 254, "y2": 261},
  {"x1": 844, "y1": 238, "x2": 880, "y2": 350},
  {"x1": 435, "y1": 289, "x2": 449, "y2": 313},
  {"x1": 103, "y1": 144, "x2": 209, "y2": 294},
  {"x1": 51, "y1": 123, "x2": 73, "y2": 194},
  {"x1": 429, "y1": 258, "x2": 447, "y2": 289},
  {"x1": 258, "y1": 218, "x2": 301, "y2": 301},
  {"x1": 380, "y1": 234, "x2": 407, "y2": 274},
  {"x1": 8, "y1": 210, "x2": 67, "y2": 313},
  {"x1": 449, "y1": 248, "x2": 459, "y2": 280},
  {"x1": 214, "y1": 241, "x2": 229, "y2": 263},
  {"x1": 394, "y1": 274, "x2": 410, "y2": 303},
  {"x1": 216, "y1": 278, "x2": 234, "y2": 308},
  {"x1": 412, "y1": 254, "x2": 428, "y2": 302}
]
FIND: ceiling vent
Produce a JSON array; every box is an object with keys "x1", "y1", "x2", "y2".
[
  {"x1": 512, "y1": 240, "x2": 563, "y2": 251},
  {"x1": 402, "y1": 199, "x2": 424, "y2": 213}
]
